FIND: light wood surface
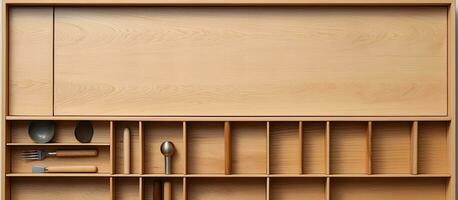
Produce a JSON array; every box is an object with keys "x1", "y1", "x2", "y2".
[
  {"x1": 188, "y1": 178, "x2": 265, "y2": 200},
  {"x1": 164, "y1": 181, "x2": 172, "y2": 200},
  {"x1": 115, "y1": 178, "x2": 139, "y2": 200},
  {"x1": 123, "y1": 127, "x2": 131, "y2": 174},
  {"x1": 10, "y1": 177, "x2": 110, "y2": 200},
  {"x1": 144, "y1": 178, "x2": 183, "y2": 200},
  {"x1": 8, "y1": 7, "x2": 53, "y2": 116},
  {"x1": 330, "y1": 122, "x2": 367, "y2": 174},
  {"x1": 270, "y1": 178, "x2": 325, "y2": 200},
  {"x1": 187, "y1": 122, "x2": 224, "y2": 174},
  {"x1": 54, "y1": 7, "x2": 447, "y2": 116},
  {"x1": 269, "y1": 122, "x2": 300, "y2": 174},
  {"x1": 115, "y1": 122, "x2": 140, "y2": 174},
  {"x1": 231, "y1": 122, "x2": 267, "y2": 174},
  {"x1": 418, "y1": 121, "x2": 448, "y2": 174},
  {"x1": 372, "y1": 122, "x2": 411, "y2": 174},
  {"x1": 331, "y1": 178, "x2": 447, "y2": 200},
  {"x1": 224, "y1": 122, "x2": 231, "y2": 175},
  {"x1": 45, "y1": 165, "x2": 98, "y2": 173},
  {"x1": 302, "y1": 122, "x2": 325, "y2": 174}
]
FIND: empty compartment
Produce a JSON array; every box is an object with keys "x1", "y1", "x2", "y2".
[
  {"x1": 330, "y1": 122, "x2": 368, "y2": 174},
  {"x1": 232, "y1": 122, "x2": 267, "y2": 174},
  {"x1": 144, "y1": 177, "x2": 183, "y2": 200},
  {"x1": 331, "y1": 177, "x2": 447, "y2": 200},
  {"x1": 270, "y1": 177, "x2": 325, "y2": 200},
  {"x1": 188, "y1": 178, "x2": 265, "y2": 200},
  {"x1": 187, "y1": 122, "x2": 224, "y2": 174},
  {"x1": 11, "y1": 146, "x2": 110, "y2": 173},
  {"x1": 372, "y1": 122, "x2": 411, "y2": 174},
  {"x1": 11, "y1": 177, "x2": 110, "y2": 200},
  {"x1": 10, "y1": 120, "x2": 110, "y2": 144},
  {"x1": 270, "y1": 122, "x2": 300, "y2": 174},
  {"x1": 114, "y1": 178, "x2": 139, "y2": 200},
  {"x1": 302, "y1": 122, "x2": 326, "y2": 174},
  {"x1": 418, "y1": 121, "x2": 449, "y2": 174},
  {"x1": 115, "y1": 121, "x2": 141, "y2": 174},
  {"x1": 144, "y1": 121, "x2": 184, "y2": 174}
]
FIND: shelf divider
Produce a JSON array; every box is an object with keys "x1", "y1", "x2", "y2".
[
  {"x1": 183, "y1": 177, "x2": 187, "y2": 200},
  {"x1": 325, "y1": 121, "x2": 330, "y2": 175},
  {"x1": 411, "y1": 121, "x2": 418, "y2": 175},
  {"x1": 266, "y1": 122, "x2": 270, "y2": 175},
  {"x1": 299, "y1": 121, "x2": 304, "y2": 174},
  {"x1": 183, "y1": 121, "x2": 187, "y2": 175},
  {"x1": 224, "y1": 121, "x2": 231, "y2": 175},
  {"x1": 139, "y1": 121, "x2": 144, "y2": 175},
  {"x1": 110, "y1": 121, "x2": 115, "y2": 174},
  {"x1": 367, "y1": 121, "x2": 372, "y2": 175},
  {"x1": 139, "y1": 177, "x2": 143, "y2": 200},
  {"x1": 110, "y1": 177, "x2": 115, "y2": 200},
  {"x1": 266, "y1": 177, "x2": 270, "y2": 200}
]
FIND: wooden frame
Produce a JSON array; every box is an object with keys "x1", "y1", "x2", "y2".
[{"x1": 1, "y1": 1, "x2": 455, "y2": 200}]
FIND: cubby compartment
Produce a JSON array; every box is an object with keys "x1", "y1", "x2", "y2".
[
  {"x1": 330, "y1": 122, "x2": 368, "y2": 174},
  {"x1": 418, "y1": 121, "x2": 449, "y2": 174},
  {"x1": 10, "y1": 146, "x2": 110, "y2": 173},
  {"x1": 10, "y1": 177, "x2": 110, "y2": 200},
  {"x1": 144, "y1": 177, "x2": 183, "y2": 200},
  {"x1": 302, "y1": 122, "x2": 326, "y2": 174},
  {"x1": 113, "y1": 178, "x2": 140, "y2": 200},
  {"x1": 187, "y1": 122, "x2": 224, "y2": 174},
  {"x1": 188, "y1": 178, "x2": 265, "y2": 200},
  {"x1": 144, "y1": 121, "x2": 184, "y2": 174},
  {"x1": 9, "y1": 120, "x2": 110, "y2": 144},
  {"x1": 372, "y1": 122, "x2": 411, "y2": 174},
  {"x1": 331, "y1": 177, "x2": 447, "y2": 200},
  {"x1": 231, "y1": 122, "x2": 267, "y2": 174},
  {"x1": 270, "y1": 177, "x2": 326, "y2": 200},
  {"x1": 269, "y1": 122, "x2": 300, "y2": 174},
  {"x1": 115, "y1": 122, "x2": 141, "y2": 174}
]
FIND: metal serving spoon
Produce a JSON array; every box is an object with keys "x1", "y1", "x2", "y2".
[{"x1": 160, "y1": 141, "x2": 175, "y2": 175}]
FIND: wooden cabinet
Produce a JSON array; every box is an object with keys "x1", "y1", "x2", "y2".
[{"x1": 2, "y1": 1, "x2": 456, "y2": 200}]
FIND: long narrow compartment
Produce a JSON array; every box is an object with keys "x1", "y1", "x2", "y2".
[
  {"x1": 270, "y1": 177, "x2": 326, "y2": 200},
  {"x1": 113, "y1": 177, "x2": 140, "y2": 200},
  {"x1": 269, "y1": 122, "x2": 301, "y2": 174},
  {"x1": 187, "y1": 122, "x2": 224, "y2": 174},
  {"x1": 144, "y1": 121, "x2": 184, "y2": 174},
  {"x1": 372, "y1": 122, "x2": 412, "y2": 174},
  {"x1": 188, "y1": 177, "x2": 265, "y2": 200},
  {"x1": 418, "y1": 121, "x2": 449, "y2": 174},
  {"x1": 302, "y1": 122, "x2": 326, "y2": 174},
  {"x1": 231, "y1": 122, "x2": 267, "y2": 174},
  {"x1": 330, "y1": 122, "x2": 368, "y2": 174},
  {"x1": 144, "y1": 177, "x2": 183, "y2": 200}
]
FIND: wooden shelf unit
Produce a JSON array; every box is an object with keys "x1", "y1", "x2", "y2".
[{"x1": 2, "y1": 2, "x2": 456, "y2": 200}]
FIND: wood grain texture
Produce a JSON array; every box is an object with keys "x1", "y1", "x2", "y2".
[
  {"x1": 330, "y1": 122, "x2": 367, "y2": 174},
  {"x1": 9, "y1": 7, "x2": 53, "y2": 115},
  {"x1": 331, "y1": 178, "x2": 446, "y2": 200},
  {"x1": 372, "y1": 122, "x2": 411, "y2": 174},
  {"x1": 187, "y1": 122, "x2": 224, "y2": 174},
  {"x1": 270, "y1": 178, "x2": 325, "y2": 200},
  {"x1": 10, "y1": 121, "x2": 110, "y2": 143},
  {"x1": 10, "y1": 177, "x2": 110, "y2": 200},
  {"x1": 144, "y1": 122, "x2": 184, "y2": 174},
  {"x1": 188, "y1": 178, "x2": 265, "y2": 200},
  {"x1": 54, "y1": 7, "x2": 447, "y2": 116},
  {"x1": 231, "y1": 122, "x2": 267, "y2": 174},
  {"x1": 418, "y1": 121, "x2": 448, "y2": 174},
  {"x1": 302, "y1": 122, "x2": 325, "y2": 174},
  {"x1": 269, "y1": 122, "x2": 300, "y2": 174},
  {"x1": 115, "y1": 122, "x2": 141, "y2": 174},
  {"x1": 114, "y1": 178, "x2": 139, "y2": 200},
  {"x1": 144, "y1": 178, "x2": 183, "y2": 200}
]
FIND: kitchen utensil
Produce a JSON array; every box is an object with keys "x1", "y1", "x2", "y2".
[
  {"x1": 163, "y1": 181, "x2": 171, "y2": 200},
  {"x1": 74, "y1": 121, "x2": 94, "y2": 143},
  {"x1": 160, "y1": 141, "x2": 175, "y2": 175},
  {"x1": 21, "y1": 149, "x2": 98, "y2": 160},
  {"x1": 32, "y1": 165, "x2": 98, "y2": 173},
  {"x1": 28, "y1": 121, "x2": 55, "y2": 143},
  {"x1": 153, "y1": 181, "x2": 162, "y2": 200},
  {"x1": 123, "y1": 127, "x2": 130, "y2": 174}
]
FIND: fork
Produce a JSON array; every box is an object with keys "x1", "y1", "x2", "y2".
[{"x1": 21, "y1": 149, "x2": 98, "y2": 160}]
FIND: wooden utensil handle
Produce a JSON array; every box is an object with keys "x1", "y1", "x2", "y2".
[
  {"x1": 56, "y1": 150, "x2": 98, "y2": 157},
  {"x1": 123, "y1": 127, "x2": 131, "y2": 174},
  {"x1": 46, "y1": 165, "x2": 98, "y2": 173},
  {"x1": 163, "y1": 181, "x2": 172, "y2": 200}
]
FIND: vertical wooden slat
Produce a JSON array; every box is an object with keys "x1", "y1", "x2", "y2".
[
  {"x1": 266, "y1": 122, "x2": 270, "y2": 175},
  {"x1": 299, "y1": 121, "x2": 304, "y2": 174},
  {"x1": 2, "y1": 5, "x2": 9, "y2": 200},
  {"x1": 266, "y1": 177, "x2": 270, "y2": 200},
  {"x1": 326, "y1": 177, "x2": 330, "y2": 200},
  {"x1": 110, "y1": 121, "x2": 115, "y2": 174},
  {"x1": 110, "y1": 177, "x2": 115, "y2": 200},
  {"x1": 367, "y1": 121, "x2": 372, "y2": 175},
  {"x1": 139, "y1": 177, "x2": 143, "y2": 200},
  {"x1": 411, "y1": 121, "x2": 418, "y2": 175},
  {"x1": 447, "y1": 4, "x2": 456, "y2": 200},
  {"x1": 139, "y1": 121, "x2": 144, "y2": 174},
  {"x1": 224, "y1": 121, "x2": 231, "y2": 175},
  {"x1": 325, "y1": 121, "x2": 330, "y2": 175},
  {"x1": 183, "y1": 177, "x2": 187, "y2": 200},
  {"x1": 183, "y1": 121, "x2": 187, "y2": 175}
]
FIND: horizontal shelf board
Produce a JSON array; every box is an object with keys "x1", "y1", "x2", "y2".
[
  {"x1": 6, "y1": 115, "x2": 452, "y2": 121},
  {"x1": 6, "y1": 173, "x2": 450, "y2": 178},
  {"x1": 6, "y1": 143, "x2": 111, "y2": 146},
  {"x1": 4, "y1": 0, "x2": 454, "y2": 5}
]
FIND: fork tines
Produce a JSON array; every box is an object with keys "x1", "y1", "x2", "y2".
[{"x1": 21, "y1": 150, "x2": 44, "y2": 160}]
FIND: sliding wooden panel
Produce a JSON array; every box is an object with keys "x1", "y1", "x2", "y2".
[
  {"x1": 9, "y1": 7, "x2": 53, "y2": 115},
  {"x1": 54, "y1": 7, "x2": 447, "y2": 116}
]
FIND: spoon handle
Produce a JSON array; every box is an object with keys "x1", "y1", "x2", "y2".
[
  {"x1": 123, "y1": 128, "x2": 130, "y2": 174},
  {"x1": 165, "y1": 156, "x2": 171, "y2": 174}
]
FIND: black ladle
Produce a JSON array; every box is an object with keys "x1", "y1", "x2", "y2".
[{"x1": 74, "y1": 121, "x2": 94, "y2": 143}]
